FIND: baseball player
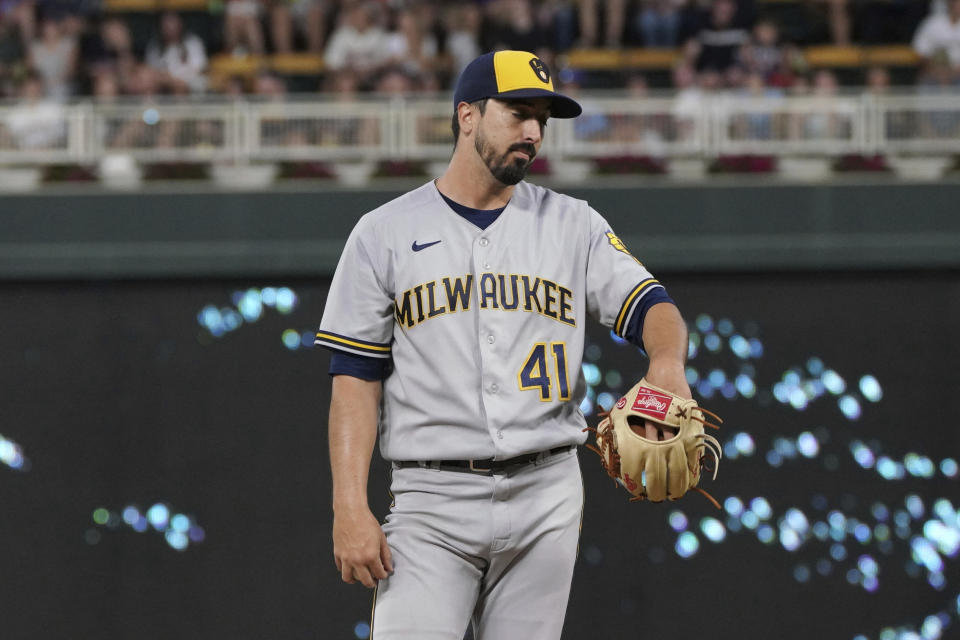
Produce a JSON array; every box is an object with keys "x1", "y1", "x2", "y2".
[{"x1": 317, "y1": 50, "x2": 691, "y2": 639}]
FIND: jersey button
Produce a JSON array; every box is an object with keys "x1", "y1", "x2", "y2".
[
  {"x1": 487, "y1": 335, "x2": 495, "y2": 344},
  {"x1": 490, "y1": 383, "x2": 499, "y2": 393},
  {"x1": 479, "y1": 238, "x2": 489, "y2": 247},
  {"x1": 497, "y1": 430, "x2": 504, "y2": 440},
  {"x1": 483, "y1": 262, "x2": 491, "y2": 270}
]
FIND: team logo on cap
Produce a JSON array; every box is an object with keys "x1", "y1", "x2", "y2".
[{"x1": 529, "y1": 58, "x2": 550, "y2": 84}]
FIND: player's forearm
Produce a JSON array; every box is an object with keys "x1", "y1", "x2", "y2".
[
  {"x1": 329, "y1": 375, "x2": 382, "y2": 513},
  {"x1": 641, "y1": 302, "x2": 688, "y2": 366},
  {"x1": 641, "y1": 303, "x2": 690, "y2": 397}
]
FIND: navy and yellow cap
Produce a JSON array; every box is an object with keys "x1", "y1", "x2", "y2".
[{"x1": 453, "y1": 50, "x2": 582, "y2": 119}]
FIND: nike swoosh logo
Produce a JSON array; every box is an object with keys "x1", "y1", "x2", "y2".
[{"x1": 412, "y1": 240, "x2": 441, "y2": 252}]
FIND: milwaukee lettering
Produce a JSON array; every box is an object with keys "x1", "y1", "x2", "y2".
[{"x1": 394, "y1": 273, "x2": 576, "y2": 329}]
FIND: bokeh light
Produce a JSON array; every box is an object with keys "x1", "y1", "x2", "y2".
[
  {"x1": 839, "y1": 395, "x2": 862, "y2": 420},
  {"x1": 941, "y1": 459, "x2": 958, "y2": 478},
  {"x1": 0, "y1": 434, "x2": 27, "y2": 471},
  {"x1": 92, "y1": 503, "x2": 204, "y2": 551},
  {"x1": 675, "y1": 532, "x2": 700, "y2": 558},
  {"x1": 700, "y1": 517, "x2": 726, "y2": 543},
  {"x1": 669, "y1": 511, "x2": 689, "y2": 533},
  {"x1": 197, "y1": 286, "x2": 302, "y2": 343},
  {"x1": 859, "y1": 375, "x2": 883, "y2": 402},
  {"x1": 354, "y1": 621, "x2": 371, "y2": 639}
]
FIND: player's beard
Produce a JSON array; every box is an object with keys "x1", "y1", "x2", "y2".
[{"x1": 474, "y1": 127, "x2": 536, "y2": 186}]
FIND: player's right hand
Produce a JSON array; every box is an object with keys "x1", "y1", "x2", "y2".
[{"x1": 332, "y1": 506, "x2": 394, "y2": 588}]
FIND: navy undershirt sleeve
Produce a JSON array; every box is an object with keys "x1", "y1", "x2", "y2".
[
  {"x1": 438, "y1": 192, "x2": 505, "y2": 229},
  {"x1": 621, "y1": 288, "x2": 676, "y2": 353},
  {"x1": 328, "y1": 350, "x2": 389, "y2": 380}
]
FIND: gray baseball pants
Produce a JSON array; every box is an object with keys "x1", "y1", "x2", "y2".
[{"x1": 372, "y1": 448, "x2": 583, "y2": 640}]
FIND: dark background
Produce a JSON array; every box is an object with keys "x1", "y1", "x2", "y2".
[{"x1": 1, "y1": 271, "x2": 957, "y2": 639}]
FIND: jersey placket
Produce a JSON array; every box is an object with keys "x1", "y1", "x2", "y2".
[{"x1": 473, "y1": 231, "x2": 508, "y2": 455}]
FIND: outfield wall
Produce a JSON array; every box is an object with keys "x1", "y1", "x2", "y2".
[{"x1": 2, "y1": 178, "x2": 958, "y2": 279}]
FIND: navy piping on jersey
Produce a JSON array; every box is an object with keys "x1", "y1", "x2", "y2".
[{"x1": 438, "y1": 191, "x2": 506, "y2": 230}]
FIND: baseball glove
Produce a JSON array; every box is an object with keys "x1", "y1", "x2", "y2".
[{"x1": 584, "y1": 379, "x2": 723, "y2": 508}]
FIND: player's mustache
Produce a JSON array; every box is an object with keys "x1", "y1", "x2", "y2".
[{"x1": 508, "y1": 143, "x2": 537, "y2": 161}]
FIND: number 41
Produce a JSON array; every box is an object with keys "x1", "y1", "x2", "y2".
[{"x1": 517, "y1": 342, "x2": 570, "y2": 401}]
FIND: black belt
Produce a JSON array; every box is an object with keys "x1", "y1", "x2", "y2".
[{"x1": 393, "y1": 445, "x2": 575, "y2": 475}]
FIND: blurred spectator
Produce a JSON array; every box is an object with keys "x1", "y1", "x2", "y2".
[
  {"x1": 444, "y1": 3, "x2": 482, "y2": 78},
  {"x1": 558, "y1": 71, "x2": 610, "y2": 140},
  {"x1": 385, "y1": 8, "x2": 438, "y2": 76},
  {"x1": 805, "y1": 0, "x2": 851, "y2": 45},
  {"x1": 270, "y1": 0, "x2": 328, "y2": 54},
  {"x1": 145, "y1": 12, "x2": 208, "y2": 94},
  {"x1": 320, "y1": 69, "x2": 379, "y2": 146},
  {"x1": 3, "y1": 72, "x2": 66, "y2": 149},
  {"x1": 224, "y1": 0, "x2": 265, "y2": 55},
  {"x1": 484, "y1": 0, "x2": 551, "y2": 52},
  {"x1": 740, "y1": 19, "x2": 780, "y2": 78},
  {"x1": 1, "y1": 0, "x2": 36, "y2": 47},
  {"x1": 577, "y1": 0, "x2": 626, "y2": 48},
  {"x1": 688, "y1": 0, "x2": 751, "y2": 75},
  {"x1": 28, "y1": 17, "x2": 77, "y2": 99},
  {"x1": 863, "y1": 64, "x2": 908, "y2": 141},
  {"x1": 636, "y1": 0, "x2": 683, "y2": 47},
  {"x1": 864, "y1": 64, "x2": 890, "y2": 93},
  {"x1": 671, "y1": 62, "x2": 705, "y2": 139},
  {"x1": 269, "y1": 1, "x2": 293, "y2": 54},
  {"x1": 221, "y1": 74, "x2": 246, "y2": 97},
  {"x1": 375, "y1": 66, "x2": 415, "y2": 95},
  {"x1": 324, "y1": 2, "x2": 388, "y2": 82},
  {"x1": 130, "y1": 62, "x2": 162, "y2": 97},
  {"x1": 739, "y1": 18, "x2": 803, "y2": 87},
  {"x1": 800, "y1": 68, "x2": 854, "y2": 140},
  {"x1": 324, "y1": 67, "x2": 359, "y2": 98},
  {"x1": 81, "y1": 17, "x2": 136, "y2": 90},
  {"x1": 253, "y1": 69, "x2": 287, "y2": 98},
  {"x1": 541, "y1": 0, "x2": 576, "y2": 51},
  {"x1": 912, "y1": 0, "x2": 960, "y2": 86},
  {"x1": 733, "y1": 71, "x2": 783, "y2": 139},
  {"x1": 111, "y1": 63, "x2": 180, "y2": 149},
  {"x1": 90, "y1": 67, "x2": 119, "y2": 100},
  {"x1": 789, "y1": 72, "x2": 811, "y2": 96}
]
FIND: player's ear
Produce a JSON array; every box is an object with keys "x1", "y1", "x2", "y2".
[{"x1": 457, "y1": 101, "x2": 476, "y2": 138}]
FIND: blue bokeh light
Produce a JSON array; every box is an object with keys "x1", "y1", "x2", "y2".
[
  {"x1": 700, "y1": 517, "x2": 726, "y2": 543},
  {"x1": 859, "y1": 375, "x2": 883, "y2": 402},
  {"x1": 675, "y1": 532, "x2": 700, "y2": 558}
]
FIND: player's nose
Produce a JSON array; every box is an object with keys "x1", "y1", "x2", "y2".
[{"x1": 521, "y1": 118, "x2": 542, "y2": 144}]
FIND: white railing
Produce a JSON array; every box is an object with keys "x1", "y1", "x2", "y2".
[{"x1": 1, "y1": 90, "x2": 959, "y2": 166}]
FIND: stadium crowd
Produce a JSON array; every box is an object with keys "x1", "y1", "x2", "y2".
[{"x1": 0, "y1": 0, "x2": 956, "y2": 104}]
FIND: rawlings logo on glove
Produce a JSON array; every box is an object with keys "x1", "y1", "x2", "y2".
[
  {"x1": 630, "y1": 386, "x2": 672, "y2": 419},
  {"x1": 584, "y1": 378, "x2": 723, "y2": 508}
]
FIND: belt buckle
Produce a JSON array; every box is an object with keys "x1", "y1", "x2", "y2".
[{"x1": 468, "y1": 459, "x2": 492, "y2": 474}]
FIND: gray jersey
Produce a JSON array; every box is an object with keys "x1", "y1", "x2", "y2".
[{"x1": 317, "y1": 180, "x2": 662, "y2": 462}]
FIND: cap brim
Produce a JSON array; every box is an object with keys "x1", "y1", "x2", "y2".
[{"x1": 489, "y1": 88, "x2": 582, "y2": 119}]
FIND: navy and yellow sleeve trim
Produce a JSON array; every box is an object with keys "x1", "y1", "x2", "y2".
[
  {"x1": 314, "y1": 330, "x2": 392, "y2": 358},
  {"x1": 614, "y1": 278, "x2": 662, "y2": 336}
]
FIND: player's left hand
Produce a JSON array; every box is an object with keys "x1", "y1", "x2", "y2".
[{"x1": 639, "y1": 358, "x2": 690, "y2": 441}]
